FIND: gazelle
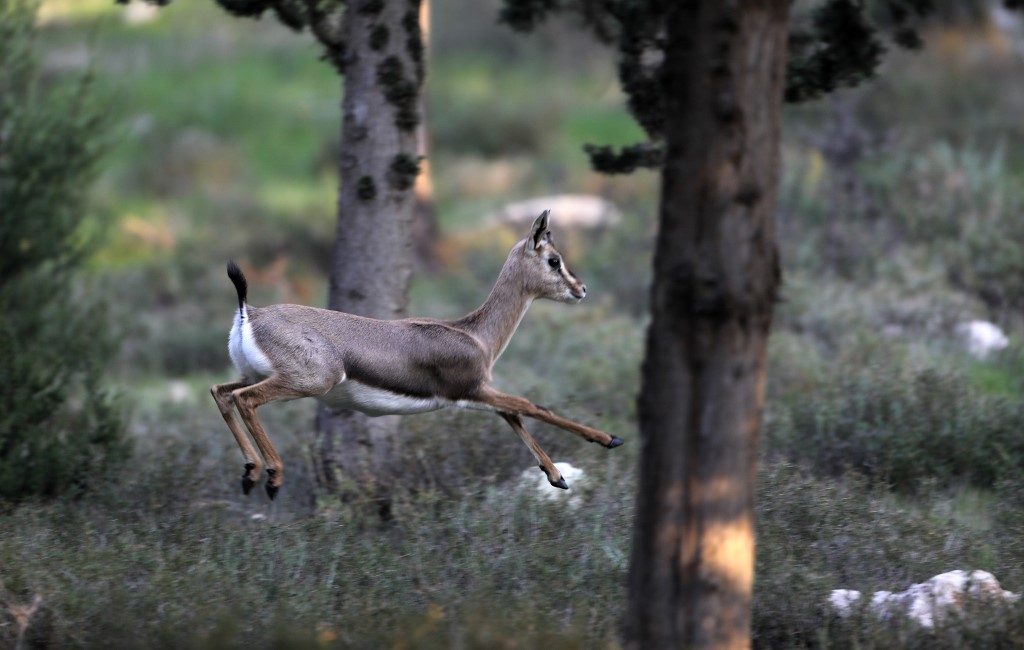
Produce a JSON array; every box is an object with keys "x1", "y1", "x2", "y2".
[{"x1": 211, "y1": 211, "x2": 623, "y2": 499}]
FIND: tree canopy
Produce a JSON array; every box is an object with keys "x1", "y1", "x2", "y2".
[{"x1": 500, "y1": 0, "x2": 1023, "y2": 173}]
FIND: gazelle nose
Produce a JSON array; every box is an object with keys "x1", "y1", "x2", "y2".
[{"x1": 580, "y1": 284, "x2": 587, "y2": 297}]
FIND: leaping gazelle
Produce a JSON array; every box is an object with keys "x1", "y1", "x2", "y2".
[{"x1": 211, "y1": 211, "x2": 623, "y2": 499}]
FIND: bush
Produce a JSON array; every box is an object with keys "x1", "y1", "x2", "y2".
[
  {"x1": 0, "y1": 427, "x2": 632, "y2": 649},
  {"x1": 766, "y1": 364, "x2": 1024, "y2": 491},
  {"x1": 862, "y1": 142, "x2": 1024, "y2": 323},
  {"x1": 0, "y1": 0, "x2": 128, "y2": 499},
  {"x1": 780, "y1": 110, "x2": 1024, "y2": 326},
  {"x1": 754, "y1": 462, "x2": 1021, "y2": 649}
]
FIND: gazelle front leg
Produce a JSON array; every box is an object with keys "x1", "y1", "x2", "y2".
[
  {"x1": 210, "y1": 380, "x2": 263, "y2": 494},
  {"x1": 475, "y1": 386, "x2": 624, "y2": 449},
  {"x1": 499, "y1": 412, "x2": 568, "y2": 489}
]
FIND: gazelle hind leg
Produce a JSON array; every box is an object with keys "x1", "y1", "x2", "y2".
[
  {"x1": 232, "y1": 377, "x2": 304, "y2": 500},
  {"x1": 475, "y1": 387, "x2": 624, "y2": 449},
  {"x1": 211, "y1": 380, "x2": 262, "y2": 494},
  {"x1": 499, "y1": 412, "x2": 567, "y2": 489}
]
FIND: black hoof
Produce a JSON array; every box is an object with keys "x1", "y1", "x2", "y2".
[
  {"x1": 551, "y1": 477, "x2": 569, "y2": 490},
  {"x1": 606, "y1": 436, "x2": 624, "y2": 449},
  {"x1": 242, "y1": 476, "x2": 255, "y2": 495},
  {"x1": 265, "y1": 482, "x2": 279, "y2": 500}
]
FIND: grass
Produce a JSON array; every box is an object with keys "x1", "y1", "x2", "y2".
[{"x1": 0, "y1": 389, "x2": 634, "y2": 649}]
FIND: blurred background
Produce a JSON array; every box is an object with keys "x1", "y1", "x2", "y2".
[{"x1": 3, "y1": 0, "x2": 1024, "y2": 647}]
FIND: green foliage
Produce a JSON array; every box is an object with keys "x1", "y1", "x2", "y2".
[
  {"x1": 499, "y1": 0, "x2": 668, "y2": 172},
  {"x1": 0, "y1": 7, "x2": 101, "y2": 278},
  {"x1": 583, "y1": 142, "x2": 663, "y2": 175},
  {"x1": 501, "y1": 0, "x2": 1024, "y2": 172},
  {"x1": 0, "y1": 0, "x2": 128, "y2": 499},
  {"x1": 754, "y1": 463, "x2": 1024, "y2": 648},
  {"x1": 210, "y1": 0, "x2": 274, "y2": 20},
  {"x1": 767, "y1": 365, "x2": 1024, "y2": 491},
  {"x1": 498, "y1": 0, "x2": 557, "y2": 32},
  {"x1": 429, "y1": 92, "x2": 551, "y2": 157},
  {"x1": 779, "y1": 126, "x2": 1024, "y2": 323},
  {"x1": 0, "y1": 411, "x2": 632, "y2": 648},
  {"x1": 176, "y1": 0, "x2": 351, "y2": 71},
  {"x1": 864, "y1": 142, "x2": 1024, "y2": 320},
  {"x1": 786, "y1": 0, "x2": 887, "y2": 103},
  {"x1": 6, "y1": 449, "x2": 1024, "y2": 648}
]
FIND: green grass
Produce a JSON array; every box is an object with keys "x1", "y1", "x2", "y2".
[
  {"x1": 0, "y1": 382, "x2": 634, "y2": 649},
  {"x1": 0, "y1": 488, "x2": 629, "y2": 648}
]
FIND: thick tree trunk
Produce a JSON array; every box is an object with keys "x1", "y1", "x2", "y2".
[
  {"x1": 316, "y1": 0, "x2": 424, "y2": 508},
  {"x1": 625, "y1": 2, "x2": 789, "y2": 649}
]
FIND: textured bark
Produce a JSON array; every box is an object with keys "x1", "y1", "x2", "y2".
[
  {"x1": 317, "y1": 0, "x2": 423, "y2": 506},
  {"x1": 625, "y1": 2, "x2": 789, "y2": 649}
]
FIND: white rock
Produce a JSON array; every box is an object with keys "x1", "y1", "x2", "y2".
[
  {"x1": 870, "y1": 590, "x2": 895, "y2": 610},
  {"x1": 830, "y1": 570, "x2": 1019, "y2": 628},
  {"x1": 123, "y1": 3, "x2": 160, "y2": 24},
  {"x1": 167, "y1": 380, "x2": 191, "y2": 404},
  {"x1": 828, "y1": 589, "x2": 862, "y2": 616},
  {"x1": 490, "y1": 195, "x2": 622, "y2": 230},
  {"x1": 517, "y1": 462, "x2": 587, "y2": 508},
  {"x1": 956, "y1": 320, "x2": 1009, "y2": 359}
]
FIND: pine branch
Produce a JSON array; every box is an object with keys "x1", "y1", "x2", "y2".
[{"x1": 584, "y1": 142, "x2": 663, "y2": 174}]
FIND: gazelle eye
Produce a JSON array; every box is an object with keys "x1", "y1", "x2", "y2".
[{"x1": 548, "y1": 257, "x2": 561, "y2": 269}]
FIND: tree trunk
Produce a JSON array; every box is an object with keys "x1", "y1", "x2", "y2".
[
  {"x1": 316, "y1": 0, "x2": 424, "y2": 510},
  {"x1": 625, "y1": 2, "x2": 789, "y2": 649}
]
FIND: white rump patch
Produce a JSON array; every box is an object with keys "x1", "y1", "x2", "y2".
[{"x1": 228, "y1": 307, "x2": 274, "y2": 381}]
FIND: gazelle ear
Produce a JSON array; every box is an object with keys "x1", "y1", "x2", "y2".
[{"x1": 528, "y1": 210, "x2": 551, "y2": 253}]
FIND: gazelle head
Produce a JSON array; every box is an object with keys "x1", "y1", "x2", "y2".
[{"x1": 519, "y1": 210, "x2": 587, "y2": 304}]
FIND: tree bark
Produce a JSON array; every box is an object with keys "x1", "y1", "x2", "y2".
[
  {"x1": 625, "y1": 2, "x2": 789, "y2": 649},
  {"x1": 316, "y1": 0, "x2": 424, "y2": 509}
]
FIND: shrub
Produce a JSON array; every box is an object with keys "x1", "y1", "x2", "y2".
[
  {"x1": 765, "y1": 365, "x2": 1024, "y2": 491},
  {"x1": 0, "y1": 428, "x2": 633, "y2": 649},
  {"x1": 754, "y1": 462, "x2": 1019, "y2": 649},
  {"x1": 780, "y1": 117, "x2": 1024, "y2": 326},
  {"x1": 863, "y1": 142, "x2": 1024, "y2": 324},
  {"x1": 0, "y1": 0, "x2": 128, "y2": 499}
]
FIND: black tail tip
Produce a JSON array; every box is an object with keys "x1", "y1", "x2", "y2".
[
  {"x1": 226, "y1": 259, "x2": 244, "y2": 283},
  {"x1": 226, "y1": 260, "x2": 248, "y2": 310}
]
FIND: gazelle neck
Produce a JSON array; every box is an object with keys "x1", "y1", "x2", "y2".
[{"x1": 455, "y1": 248, "x2": 534, "y2": 365}]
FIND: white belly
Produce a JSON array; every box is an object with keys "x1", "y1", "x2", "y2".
[{"x1": 318, "y1": 378, "x2": 449, "y2": 417}]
